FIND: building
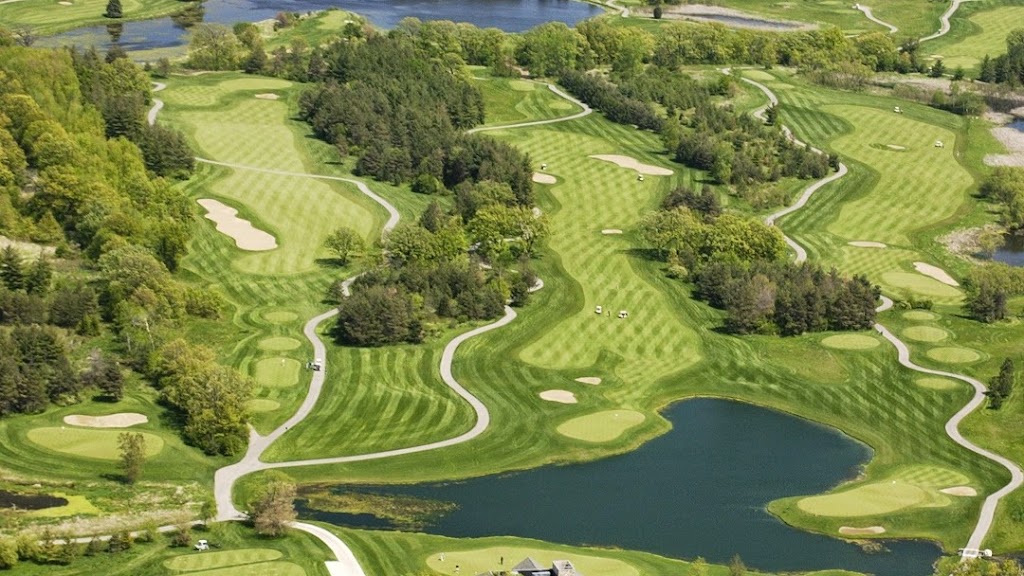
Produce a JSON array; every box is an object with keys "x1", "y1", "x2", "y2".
[{"x1": 511, "y1": 557, "x2": 584, "y2": 576}]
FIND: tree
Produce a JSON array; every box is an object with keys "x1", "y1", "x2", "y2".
[
  {"x1": 0, "y1": 246, "x2": 24, "y2": 291},
  {"x1": 105, "y1": 0, "x2": 123, "y2": 19},
  {"x1": 187, "y1": 24, "x2": 243, "y2": 71},
  {"x1": 929, "y1": 58, "x2": 946, "y2": 78},
  {"x1": 764, "y1": 103, "x2": 779, "y2": 126},
  {"x1": 250, "y1": 477, "x2": 297, "y2": 537},
  {"x1": 324, "y1": 228, "x2": 363, "y2": 266},
  {"x1": 653, "y1": 5, "x2": 663, "y2": 19},
  {"x1": 0, "y1": 539, "x2": 17, "y2": 569},
  {"x1": 333, "y1": 285, "x2": 422, "y2": 346},
  {"x1": 990, "y1": 358, "x2": 1015, "y2": 409},
  {"x1": 25, "y1": 257, "x2": 52, "y2": 296},
  {"x1": 171, "y1": 523, "x2": 192, "y2": 547},
  {"x1": 729, "y1": 555, "x2": 747, "y2": 576},
  {"x1": 118, "y1": 431, "x2": 145, "y2": 483}
]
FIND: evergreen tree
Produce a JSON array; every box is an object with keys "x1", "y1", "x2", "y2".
[
  {"x1": 979, "y1": 54, "x2": 996, "y2": 82},
  {"x1": 118, "y1": 431, "x2": 145, "y2": 483},
  {"x1": 990, "y1": 358, "x2": 1015, "y2": 409},
  {"x1": 24, "y1": 257, "x2": 52, "y2": 296},
  {"x1": 929, "y1": 58, "x2": 946, "y2": 78},
  {"x1": 105, "y1": 0, "x2": 123, "y2": 19},
  {"x1": 0, "y1": 246, "x2": 25, "y2": 291}
]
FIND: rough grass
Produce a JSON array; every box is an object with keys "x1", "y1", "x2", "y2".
[
  {"x1": 924, "y1": 4, "x2": 1024, "y2": 69},
  {"x1": 820, "y1": 334, "x2": 880, "y2": 350},
  {"x1": 0, "y1": 0, "x2": 183, "y2": 35},
  {"x1": 164, "y1": 549, "x2": 282, "y2": 572},
  {"x1": 557, "y1": 410, "x2": 646, "y2": 443},
  {"x1": 26, "y1": 427, "x2": 164, "y2": 460}
]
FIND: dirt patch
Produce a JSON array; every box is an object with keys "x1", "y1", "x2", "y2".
[
  {"x1": 63, "y1": 413, "x2": 148, "y2": 428},
  {"x1": 0, "y1": 236, "x2": 56, "y2": 258},
  {"x1": 913, "y1": 262, "x2": 959, "y2": 287},
  {"x1": 848, "y1": 241, "x2": 887, "y2": 248},
  {"x1": 589, "y1": 154, "x2": 673, "y2": 176},
  {"x1": 985, "y1": 126, "x2": 1024, "y2": 167},
  {"x1": 254, "y1": 93, "x2": 280, "y2": 100},
  {"x1": 940, "y1": 486, "x2": 977, "y2": 496},
  {"x1": 839, "y1": 526, "x2": 886, "y2": 536},
  {"x1": 540, "y1": 390, "x2": 577, "y2": 404},
  {"x1": 650, "y1": 4, "x2": 814, "y2": 30},
  {"x1": 575, "y1": 377, "x2": 602, "y2": 385},
  {"x1": 197, "y1": 198, "x2": 277, "y2": 251},
  {"x1": 602, "y1": 229, "x2": 623, "y2": 235},
  {"x1": 532, "y1": 172, "x2": 556, "y2": 184}
]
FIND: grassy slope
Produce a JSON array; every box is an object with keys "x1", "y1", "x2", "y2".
[
  {"x1": 921, "y1": 1, "x2": 1024, "y2": 69},
  {"x1": 0, "y1": 0, "x2": 183, "y2": 35}
]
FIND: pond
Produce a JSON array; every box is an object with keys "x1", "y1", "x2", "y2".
[
  {"x1": 994, "y1": 233, "x2": 1024, "y2": 267},
  {"x1": 44, "y1": 0, "x2": 603, "y2": 52},
  {"x1": 302, "y1": 399, "x2": 940, "y2": 576},
  {"x1": 0, "y1": 489, "x2": 68, "y2": 511}
]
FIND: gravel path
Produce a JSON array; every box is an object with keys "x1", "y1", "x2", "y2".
[
  {"x1": 855, "y1": 4, "x2": 899, "y2": 33},
  {"x1": 147, "y1": 82, "x2": 166, "y2": 126},
  {"x1": 736, "y1": 71, "x2": 1023, "y2": 556},
  {"x1": 920, "y1": 0, "x2": 973, "y2": 42}
]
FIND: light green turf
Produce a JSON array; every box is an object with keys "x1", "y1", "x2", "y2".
[
  {"x1": 188, "y1": 561, "x2": 304, "y2": 576},
  {"x1": 26, "y1": 427, "x2": 163, "y2": 460},
  {"x1": 917, "y1": 377, "x2": 960, "y2": 390},
  {"x1": 258, "y1": 338, "x2": 302, "y2": 351},
  {"x1": 798, "y1": 481, "x2": 929, "y2": 516},
  {"x1": 820, "y1": 334, "x2": 880, "y2": 350},
  {"x1": 426, "y1": 546, "x2": 639, "y2": 576},
  {"x1": 253, "y1": 358, "x2": 302, "y2": 388},
  {"x1": 926, "y1": 347, "x2": 982, "y2": 363},
  {"x1": 27, "y1": 494, "x2": 100, "y2": 517},
  {"x1": 472, "y1": 74, "x2": 583, "y2": 127},
  {"x1": 557, "y1": 410, "x2": 646, "y2": 443},
  {"x1": 164, "y1": 548, "x2": 282, "y2": 572},
  {"x1": 0, "y1": 0, "x2": 183, "y2": 35},
  {"x1": 509, "y1": 80, "x2": 536, "y2": 92},
  {"x1": 903, "y1": 310, "x2": 939, "y2": 321},
  {"x1": 247, "y1": 399, "x2": 282, "y2": 413},
  {"x1": 263, "y1": 310, "x2": 298, "y2": 324},
  {"x1": 881, "y1": 272, "x2": 963, "y2": 300},
  {"x1": 902, "y1": 326, "x2": 949, "y2": 342},
  {"x1": 925, "y1": 6, "x2": 1024, "y2": 69}
]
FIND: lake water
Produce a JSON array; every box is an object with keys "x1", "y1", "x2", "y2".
[
  {"x1": 304, "y1": 399, "x2": 940, "y2": 576},
  {"x1": 44, "y1": 0, "x2": 602, "y2": 52},
  {"x1": 994, "y1": 234, "x2": 1024, "y2": 267}
]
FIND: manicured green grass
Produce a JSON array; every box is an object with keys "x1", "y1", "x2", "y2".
[
  {"x1": 164, "y1": 548, "x2": 283, "y2": 572},
  {"x1": 916, "y1": 377, "x2": 961, "y2": 390},
  {"x1": 473, "y1": 73, "x2": 579, "y2": 127},
  {"x1": 902, "y1": 326, "x2": 950, "y2": 342},
  {"x1": 903, "y1": 310, "x2": 939, "y2": 321},
  {"x1": 923, "y1": 4, "x2": 1024, "y2": 69},
  {"x1": 258, "y1": 338, "x2": 302, "y2": 351},
  {"x1": 0, "y1": 0, "x2": 183, "y2": 35},
  {"x1": 248, "y1": 399, "x2": 281, "y2": 412},
  {"x1": 426, "y1": 546, "x2": 640, "y2": 576},
  {"x1": 263, "y1": 9, "x2": 367, "y2": 51},
  {"x1": 263, "y1": 310, "x2": 299, "y2": 324},
  {"x1": 26, "y1": 427, "x2": 164, "y2": 460},
  {"x1": 819, "y1": 334, "x2": 881, "y2": 350},
  {"x1": 926, "y1": 346, "x2": 983, "y2": 363},
  {"x1": 797, "y1": 465, "x2": 968, "y2": 516},
  {"x1": 556, "y1": 410, "x2": 646, "y2": 443},
  {"x1": 253, "y1": 358, "x2": 302, "y2": 388}
]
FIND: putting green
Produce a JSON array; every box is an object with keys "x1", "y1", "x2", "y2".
[
  {"x1": 164, "y1": 549, "x2": 283, "y2": 572},
  {"x1": 797, "y1": 481, "x2": 928, "y2": 517},
  {"x1": 557, "y1": 410, "x2": 645, "y2": 443},
  {"x1": 549, "y1": 100, "x2": 574, "y2": 110},
  {"x1": 253, "y1": 358, "x2": 301, "y2": 388},
  {"x1": 927, "y1": 347, "x2": 981, "y2": 364},
  {"x1": 247, "y1": 399, "x2": 281, "y2": 413},
  {"x1": 901, "y1": 326, "x2": 948, "y2": 343},
  {"x1": 257, "y1": 337, "x2": 302, "y2": 351},
  {"x1": 262, "y1": 310, "x2": 298, "y2": 324},
  {"x1": 425, "y1": 546, "x2": 639, "y2": 576},
  {"x1": 509, "y1": 80, "x2": 535, "y2": 91},
  {"x1": 189, "y1": 562, "x2": 304, "y2": 576},
  {"x1": 916, "y1": 377, "x2": 959, "y2": 390},
  {"x1": 880, "y1": 272, "x2": 961, "y2": 300},
  {"x1": 26, "y1": 428, "x2": 163, "y2": 460},
  {"x1": 902, "y1": 310, "x2": 938, "y2": 321},
  {"x1": 820, "y1": 334, "x2": 879, "y2": 350}
]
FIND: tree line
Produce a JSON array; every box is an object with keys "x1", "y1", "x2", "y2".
[
  {"x1": 963, "y1": 263, "x2": 1024, "y2": 323},
  {"x1": 640, "y1": 187, "x2": 878, "y2": 335},
  {"x1": 979, "y1": 167, "x2": 1024, "y2": 232}
]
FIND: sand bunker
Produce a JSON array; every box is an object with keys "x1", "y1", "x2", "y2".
[
  {"x1": 58, "y1": 1, "x2": 72, "y2": 4},
  {"x1": 913, "y1": 262, "x2": 959, "y2": 287},
  {"x1": 839, "y1": 526, "x2": 886, "y2": 536},
  {"x1": 540, "y1": 390, "x2": 578, "y2": 404},
  {"x1": 985, "y1": 126, "x2": 1024, "y2": 167},
  {"x1": 575, "y1": 377, "x2": 602, "y2": 385},
  {"x1": 602, "y1": 229, "x2": 623, "y2": 235},
  {"x1": 886, "y1": 144, "x2": 907, "y2": 151},
  {"x1": 532, "y1": 172, "x2": 556, "y2": 184},
  {"x1": 63, "y1": 413, "x2": 148, "y2": 428},
  {"x1": 254, "y1": 93, "x2": 280, "y2": 100},
  {"x1": 940, "y1": 486, "x2": 977, "y2": 496},
  {"x1": 848, "y1": 241, "x2": 887, "y2": 248},
  {"x1": 589, "y1": 155, "x2": 673, "y2": 176},
  {"x1": 197, "y1": 199, "x2": 277, "y2": 251}
]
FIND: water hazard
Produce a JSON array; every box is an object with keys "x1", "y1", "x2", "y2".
[
  {"x1": 44, "y1": 0, "x2": 602, "y2": 52},
  {"x1": 304, "y1": 399, "x2": 940, "y2": 576},
  {"x1": 994, "y1": 233, "x2": 1024, "y2": 267}
]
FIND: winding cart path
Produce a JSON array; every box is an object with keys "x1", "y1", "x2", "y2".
[
  {"x1": 920, "y1": 0, "x2": 973, "y2": 42},
  {"x1": 734, "y1": 72, "x2": 1023, "y2": 557},
  {"x1": 855, "y1": 4, "x2": 899, "y2": 33}
]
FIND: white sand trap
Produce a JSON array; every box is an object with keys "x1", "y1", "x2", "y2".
[
  {"x1": 602, "y1": 229, "x2": 623, "y2": 235},
  {"x1": 197, "y1": 199, "x2": 277, "y2": 251},
  {"x1": 532, "y1": 172, "x2": 556, "y2": 184},
  {"x1": 913, "y1": 262, "x2": 959, "y2": 287},
  {"x1": 254, "y1": 93, "x2": 280, "y2": 100},
  {"x1": 940, "y1": 486, "x2": 977, "y2": 496},
  {"x1": 886, "y1": 144, "x2": 906, "y2": 151},
  {"x1": 839, "y1": 526, "x2": 886, "y2": 536},
  {"x1": 531, "y1": 206, "x2": 542, "y2": 218},
  {"x1": 575, "y1": 377, "x2": 602, "y2": 385},
  {"x1": 540, "y1": 390, "x2": 577, "y2": 404},
  {"x1": 64, "y1": 413, "x2": 148, "y2": 428},
  {"x1": 848, "y1": 241, "x2": 887, "y2": 248},
  {"x1": 589, "y1": 155, "x2": 673, "y2": 176}
]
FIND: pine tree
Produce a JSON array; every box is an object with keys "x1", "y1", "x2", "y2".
[
  {"x1": 118, "y1": 432, "x2": 145, "y2": 483},
  {"x1": 105, "y1": 0, "x2": 122, "y2": 18},
  {"x1": 0, "y1": 246, "x2": 24, "y2": 291},
  {"x1": 25, "y1": 257, "x2": 52, "y2": 296}
]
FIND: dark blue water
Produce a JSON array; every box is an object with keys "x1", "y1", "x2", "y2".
[
  {"x1": 994, "y1": 234, "x2": 1024, "y2": 267},
  {"x1": 306, "y1": 399, "x2": 940, "y2": 576},
  {"x1": 43, "y1": 0, "x2": 602, "y2": 52}
]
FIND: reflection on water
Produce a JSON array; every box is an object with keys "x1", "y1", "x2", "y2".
[{"x1": 994, "y1": 234, "x2": 1024, "y2": 267}]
